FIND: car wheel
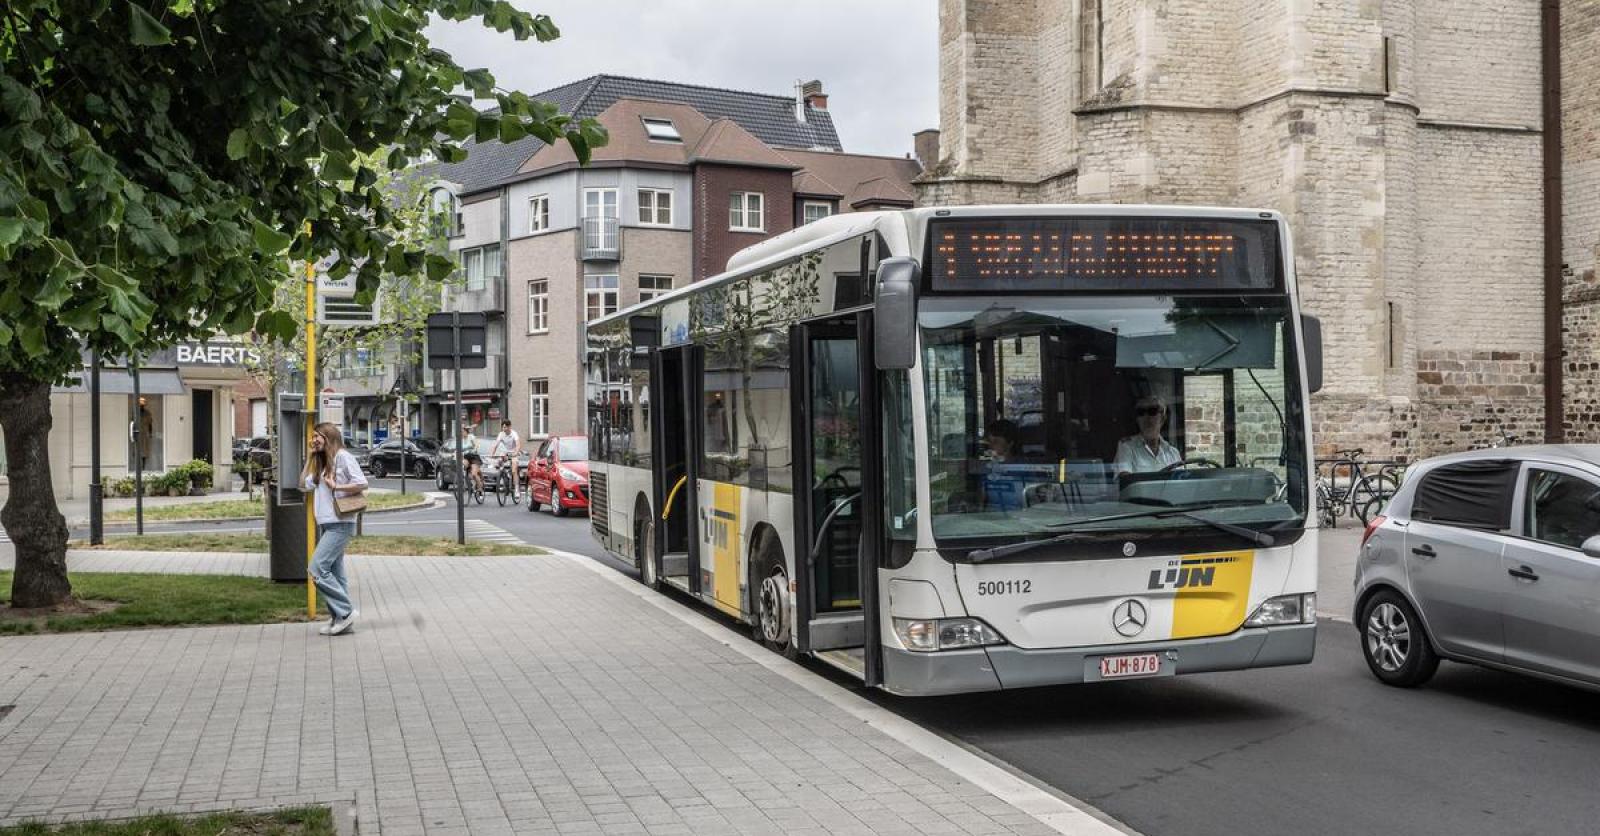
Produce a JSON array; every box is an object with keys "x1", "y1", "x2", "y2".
[
  {"x1": 412, "y1": 460, "x2": 428, "y2": 478},
  {"x1": 553, "y1": 487, "x2": 569, "y2": 517},
  {"x1": 371, "y1": 459, "x2": 387, "y2": 479},
  {"x1": 1360, "y1": 590, "x2": 1440, "y2": 688}
]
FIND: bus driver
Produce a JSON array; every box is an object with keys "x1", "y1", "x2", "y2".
[{"x1": 1113, "y1": 394, "x2": 1183, "y2": 474}]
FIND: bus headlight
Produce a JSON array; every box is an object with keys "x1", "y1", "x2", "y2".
[
  {"x1": 1244, "y1": 593, "x2": 1317, "y2": 627},
  {"x1": 893, "y1": 617, "x2": 1006, "y2": 652}
]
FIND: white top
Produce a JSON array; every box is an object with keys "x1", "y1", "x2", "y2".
[
  {"x1": 303, "y1": 448, "x2": 368, "y2": 525},
  {"x1": 1113, "y1": 435, "x2": 1183, "y2": 474},
  {"x1": 492, "y1": 430, "x2": 521, "y2": 457}
]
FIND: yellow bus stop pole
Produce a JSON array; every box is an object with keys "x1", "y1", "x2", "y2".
[{"x1": 304, "y1": 224, "x2": 318, "y2": 619}]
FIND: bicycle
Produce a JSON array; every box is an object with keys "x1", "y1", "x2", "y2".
[
  {"x1": 493, "y1": 454, "x2": 516, "y2": 506},
  {"x1": 465, "y1": 457, "x2": 485, "y2": 505},
  {"x1": 1315, "y1": 449, "x2": 1405, "y2": 528}
]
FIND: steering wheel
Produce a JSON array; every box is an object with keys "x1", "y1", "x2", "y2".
[
  {"x1": 816, "y1": 466, "x2": 859, "y2": 492},
  {"x1": 1160, "y1": 458, "x2": 1221, "y2": 473}
]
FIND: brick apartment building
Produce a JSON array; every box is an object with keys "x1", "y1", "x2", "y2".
[
  {"x1": 406, "y1": 75, "x2": 922, "y2": 441},
  {"x1": 919, "y1": 0, "x2": 1600, "y2": 457}
]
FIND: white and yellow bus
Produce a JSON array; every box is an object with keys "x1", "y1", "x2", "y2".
[{"x1": 584, "y1": 205, "x2": 1321, "y2": 695}]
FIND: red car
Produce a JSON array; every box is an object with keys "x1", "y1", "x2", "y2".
[{"x1": 527, "y1": 435, "x2": 590, "y2": 516}]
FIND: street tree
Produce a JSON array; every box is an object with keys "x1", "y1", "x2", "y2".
[{"x1": 0, "y1": 0, "x2": 606, "y2": 607}]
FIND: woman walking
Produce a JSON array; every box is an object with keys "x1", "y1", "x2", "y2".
[{"x1": 303, "y1": 422, "x2": 368, "y2": 635}]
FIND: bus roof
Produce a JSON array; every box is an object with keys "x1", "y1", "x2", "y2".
[{"x1": 586, "y1": 203, "x2": 1287, "y2": 329}]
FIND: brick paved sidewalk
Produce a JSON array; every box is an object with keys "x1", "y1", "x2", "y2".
[{"x1": 0, "y1": 552, "x2": 1080, "y2": 835}]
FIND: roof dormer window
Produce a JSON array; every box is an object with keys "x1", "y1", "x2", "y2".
[{"x1": 642, "y1": 117, "x2": 682, "y2": 142}]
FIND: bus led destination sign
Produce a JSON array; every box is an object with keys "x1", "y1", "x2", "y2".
[{"x1": 929, "y1": 217, "x2": 1280, "y2": 293}]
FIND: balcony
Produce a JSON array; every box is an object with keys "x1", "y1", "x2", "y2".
[
  {"x1": 581, "y1": 215, "x2": 620, "y2": 261},
  {"x1": 438, "y1": 354, "x2": 503, "y2": 394},
  {"x1": 447, "y1": 277, "x2": 504, "y2": 314}
]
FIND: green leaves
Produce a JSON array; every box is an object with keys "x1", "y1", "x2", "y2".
[
  {"x1": 127, "y1": 2, "x2": 172, "y2": 46},
  {"x1": 252, "y1": 221, "x2": 293, "y2": 255},
  {"x1": 226, "y1": 128, "x2": 251, "y2": 161}
]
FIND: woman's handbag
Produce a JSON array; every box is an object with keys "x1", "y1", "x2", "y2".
[{"x1": 334, "y1": 492, "x2": 368, "y2": 516}]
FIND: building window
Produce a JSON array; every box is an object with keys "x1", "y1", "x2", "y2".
[
  {"x1": 428, "y1": 188, "x2": 461, "y2": 238},
  {"x1": 584, "y1": 187, "x2": 617, "y2": 219},
  {"x1": 529, "y1": 195, "x2": 549, "y2": 233},
  {"x1": 1079, "y1": 0, "x2": 1103, "y2": 101},
  {"x1": 639, "y1": 274, "x2": 674, "y2": 303},
  {"x1": 638, "y1": 189, "x2": 673, "y2": 226},
  {"x1": 642, "y1": 117, "x2": 682, "y2": 142},
  {"x1": 585, "y1": 274, "x2": 619, "y2": 321},
  {"x1": 802, "y1": 201, "x2": 833, "y2": 225},
  {"x1": 730, "y1": 191, "x2": 764, "y2": 232},
  {"x1": 461, "y1": 244, "x2": 501, "y2": 292},
  {"x1": 527, "y1": 279, "x2": 549, "y2": 334},
  {"x1": 529, "y1": 379, "x2": 549, "y2": 438}
]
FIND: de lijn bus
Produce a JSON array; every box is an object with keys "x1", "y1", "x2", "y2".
[{"x1": 584, "y1": 205, "x2": 1322, "y2": 695}]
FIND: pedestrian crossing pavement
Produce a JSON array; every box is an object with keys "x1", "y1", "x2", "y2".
[{"x1": 464, "y1": 518, "x2": 526, "y2": 545}]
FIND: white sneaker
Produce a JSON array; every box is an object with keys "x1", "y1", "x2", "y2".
[
  {"x1": 318, "y1": 623, "x2": 335, "y2": 636},
  {"x1": 330, "y1": 609, "x2": 359, "y2": 635}
]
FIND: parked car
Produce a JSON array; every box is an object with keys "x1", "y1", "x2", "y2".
[
  {"x1": 435, "y1": 439, "x2": 528, "y2": 492},
  {"x1": 231, "y1": 437, "x2": 258, "y2": 466},
  {"x1": 342, "y1": 436, "x2": 371, "y2": 471},
  {"x1": 241, "y1": 436, "x2": 273, "y2": 472},
  {"x1": 527, "y1": 435, "x2": 589, "y2": 516},
  {"x1": 367, "y1": 437, "x2": 438, "y2": 478},
  {"x1": 1353, "y1": 445, "x2": 1600, "y2": 691}
]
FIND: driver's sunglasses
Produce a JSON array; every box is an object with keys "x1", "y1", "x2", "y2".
[{"x1": 1135, "y1": 407, "x2": 1163, "y2": 417}]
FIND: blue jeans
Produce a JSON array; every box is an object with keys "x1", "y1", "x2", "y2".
[{"x1": 312, "y1": 522, "x2": 356, "y2": 620}]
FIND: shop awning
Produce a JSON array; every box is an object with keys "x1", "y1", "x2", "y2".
[{"x1": 53, "y1": 368, "x2": 186, "y2": 396}]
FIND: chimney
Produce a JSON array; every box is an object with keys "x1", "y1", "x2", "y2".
[
  {"x1": 801, "y1": 79, "x2": 828, "y2": 114},
  {"x1": 913, "y1": 128, "x2": 941, "y2": 171}
]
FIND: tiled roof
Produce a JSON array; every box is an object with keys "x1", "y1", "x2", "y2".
[
  {"x1": 688, "y1": 119, "x2": 800, "y2": 169},
  {"x1": 780, "y1": 148, "x2": 922, "y2": 207},
  {"x1": 431, "y1": 74, "x2": 841, "y2": 193}
]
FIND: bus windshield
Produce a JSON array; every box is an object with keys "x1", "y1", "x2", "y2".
[{"x1": 920, "y1": 295, "x2": 1309, "y2": 545}]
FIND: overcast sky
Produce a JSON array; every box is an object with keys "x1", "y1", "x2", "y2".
[{"x1": 424, "y1": 1, "x2": 938, "y2": 158}]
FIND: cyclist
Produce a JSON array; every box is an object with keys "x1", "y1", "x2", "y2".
[
  {"x1": 459, "y1": 425, "x2": 484, "y2": 496},
  {"x1": 490, "y1": 420, "x2": 523, "y2": 502}
]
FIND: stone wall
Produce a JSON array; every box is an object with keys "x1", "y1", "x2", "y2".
[
  {"x1": 1413, "y1": 350, "x2": 1545, "y2": 454},
  {"x1": 1565, "y1": 0, "x2": 1600, "y2": 441}
]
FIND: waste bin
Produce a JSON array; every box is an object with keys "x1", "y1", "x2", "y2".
[{"x1": 265, "y1": 478, "x2": 308, "y2": 582}]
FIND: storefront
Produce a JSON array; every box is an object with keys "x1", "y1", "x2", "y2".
[{"x1": 46, "y1": 340, "x2": 260, "y2": 500}]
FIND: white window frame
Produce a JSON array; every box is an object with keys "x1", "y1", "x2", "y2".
[
  {"x1": 730, "y1": 191, "x2": 765, "y2": 232},
  {"x1": 802, "y1": 201, "x2": 834, "y2": 225},
  {"x1": 639, "y1": 274, "x2": 674, "y2": 303},
  {"x1": 526, "y1": 279, "x2": 549, "y2": 334},
  {"x1": 528, "y1": 194, "x2": 550, "y2": 233},
  {"x1": 585, "y1": 274, "x2": 619, "y2": 321},
  {"x1": 528, "y1": 379, "x2": 549, "y2": 439},
  {"x1": 583, "y1": 187, "x2": 618, "y2": 219},
  {"x1": 637, "y1": 188, "x2": 673, "y2": 226},
  {"x1": 461, "y1": 244, "x2": 501, "y2": 292},
  {"x1": 642, "y1": 117, "x2": 682, "y2": 142}
]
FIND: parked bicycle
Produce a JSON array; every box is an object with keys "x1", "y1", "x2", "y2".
[{"x1": 1314, "y1": 448, "x2": 1406, "y2": 528}]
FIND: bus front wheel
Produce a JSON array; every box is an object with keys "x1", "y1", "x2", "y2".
[
  {"x1": 634, "y1": 511, "x2": 659, "y2": 590},
  {"x1": 753, "y1": 538, "x2": 795, "y2": 658}
]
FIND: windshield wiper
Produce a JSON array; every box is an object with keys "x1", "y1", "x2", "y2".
[{"x1": 967, "y1": 501, "x2": 1276, "y2": 563}]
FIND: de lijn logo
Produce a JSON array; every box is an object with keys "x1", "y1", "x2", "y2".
[{"x1": 1148, "y1": 563, "x2": 1218, "y2": 591}]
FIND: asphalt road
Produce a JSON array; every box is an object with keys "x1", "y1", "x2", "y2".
[{"x1": 27, "y1": 484, "x2": 1600, "y2": 835}]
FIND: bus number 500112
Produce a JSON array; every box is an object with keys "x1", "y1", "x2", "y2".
[{"x1": 976, "y1": 580, "x2": 1032, "y2": 596}]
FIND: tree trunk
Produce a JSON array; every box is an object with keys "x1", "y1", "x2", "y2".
[{"x1": 0, "y1": 374, "x2": 73, "y2": 608}]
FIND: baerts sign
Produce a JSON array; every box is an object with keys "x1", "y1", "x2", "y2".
[{"x1": 173, "y1": 341, "x2": 263, "y2": 367}]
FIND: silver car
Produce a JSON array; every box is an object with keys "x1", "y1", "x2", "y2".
[{"x1": 1353, "y1": 446, "x2": 1600, "y2": 690}]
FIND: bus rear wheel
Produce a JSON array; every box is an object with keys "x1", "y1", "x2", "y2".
[{"x1": 635, "y1": 513, "x2": 659, "y2": 590}]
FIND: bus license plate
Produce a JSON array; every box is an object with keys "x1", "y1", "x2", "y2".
[{"x1": 1097, "y1": 653, "x2": 1162, "y2": 680}]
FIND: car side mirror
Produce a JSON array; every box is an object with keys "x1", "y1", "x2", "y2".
[{"x1": 1584, "y1": 534, "x2": 1600, "y2": 560}]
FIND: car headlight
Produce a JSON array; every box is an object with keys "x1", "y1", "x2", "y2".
[
  {"x1": 559, "y1": 467, "x2": 585, "y2": 483},
  {"x1": 892, "y1": 617, "x2": 1006, "y2": 652},
  {"x1": 1244, "y1": 593, "x2": 1317, "y2": 627}
]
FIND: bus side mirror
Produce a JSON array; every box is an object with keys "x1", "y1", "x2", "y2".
[
  {"x1": 1300, "y1": 314, "x2": 1323, "y2": 394},
  {"x1": 875, "y1": 257, "x2": 920, "y2": 371},
  {"x1": 1584, "y1": 534, "x2": 1600, "y2": 560}
]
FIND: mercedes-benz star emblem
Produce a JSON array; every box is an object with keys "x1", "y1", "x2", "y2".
[
  {"x1": 1122, "y1": 541, "x2": 1137, "y2": 557},
  {"x1": 1112, "y1": 599, "x2": 1148, "y2": 638}
]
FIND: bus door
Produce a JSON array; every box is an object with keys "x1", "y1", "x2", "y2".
[
  {"x1": 792, "y1": 313, "x2": 883, "y2": 684},
  {"x1": 654, "y1": 344, "x2": 702, "y2": 594}
]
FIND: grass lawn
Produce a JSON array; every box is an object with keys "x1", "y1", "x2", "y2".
[
  {"x1": 0, "y1": 807, "x2": 332, "y2": 835},
  {"x1": 0, "y1": 571, "x2": 312, "y2": 636},
  {"x1": 104, "y1": 491, "x2": 425, "y2": 522},
  {"x1": 74, "y1": 533, "x2": 544, "y2": 557}
]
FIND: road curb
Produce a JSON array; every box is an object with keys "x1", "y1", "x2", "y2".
[
  {"x1": 88, "y1": 497, "x2": 438, "y2": 528},
  {"x1": 544, "y1": 547, "x2": 1140, "y2": 836}
]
